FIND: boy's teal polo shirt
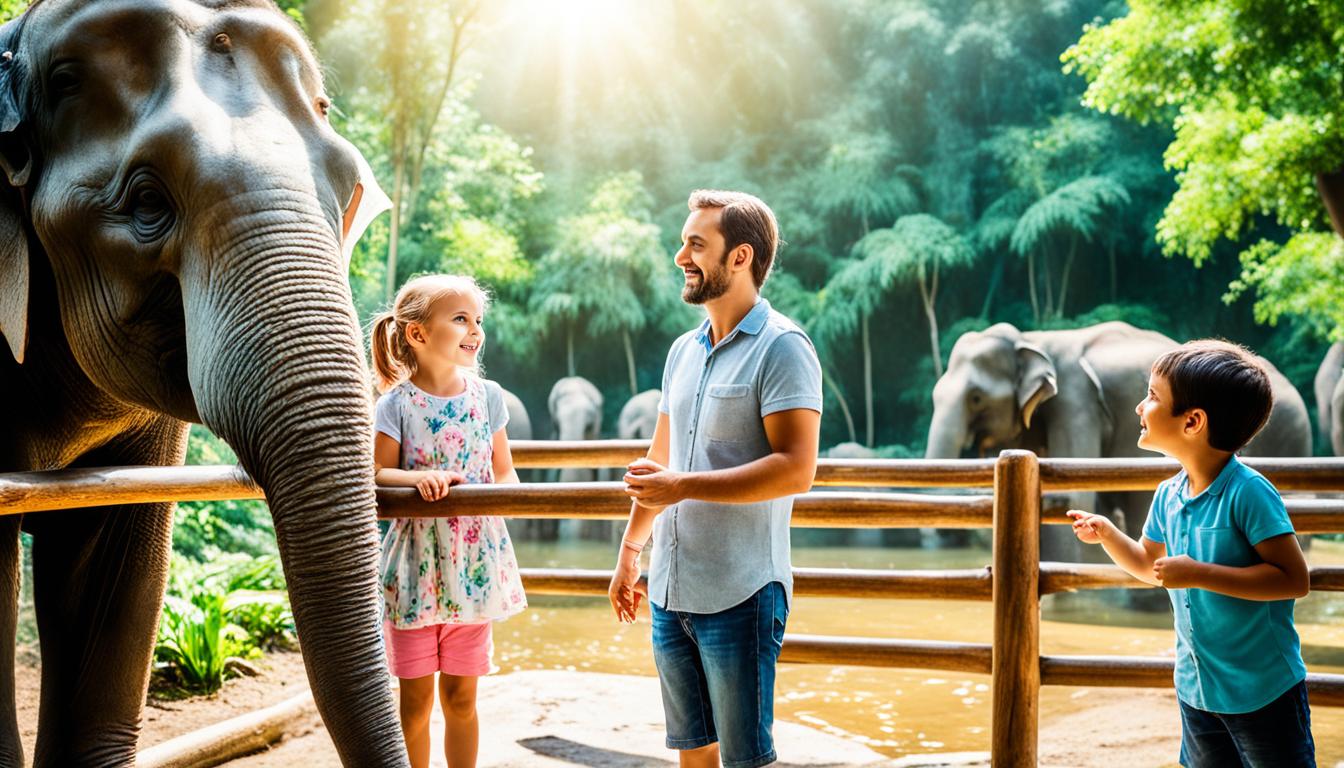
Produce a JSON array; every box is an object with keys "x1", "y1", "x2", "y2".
[{"x1": 1141, "y1": 455, "x2": 1306, "y2": 714}]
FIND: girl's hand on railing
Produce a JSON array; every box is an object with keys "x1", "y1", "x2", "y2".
[
  {"x1": 414, "y1": 470, "x2": 466, "y2": 502},
  {"x1": 608, "y1": 553, "x2": 644, "y2": 623},
  {"x1": 1066, "y1": 509, "x2": 1114, "y2": 544}
]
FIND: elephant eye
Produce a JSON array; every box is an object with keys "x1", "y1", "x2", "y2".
[
  {"x1": 48, "y1": 64, "x2": 82, "y2": 101},
  {"x1": 123, "y1": 173, "x2": 175, "y2": 243}
]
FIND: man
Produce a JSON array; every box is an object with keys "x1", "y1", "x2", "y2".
[{"x1": 609, "y1": 190, "x2": 822, "y2": 768}]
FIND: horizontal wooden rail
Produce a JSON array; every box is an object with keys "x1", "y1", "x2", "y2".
[
  {"x1": 1041, "y1": 498, "x2": 1344, "y2": 534},
  {"x1": 1040, "y1": 656, "x2": 1344, "y2": 707},
  {"x1": 520, "y1": 567, "x2": 993, "y2": 601},
  {"x1": 1040, "y1": 563, "x2": 1344, "y2": 594},
  {"x1": 374, "y1": 485, "x2": 995, "y2": 527},
  {"x1": 510, "y1": 441, "x2": 1344, "y2": 492},
  {"x1": 0, "y1": 465, "x2": 261, "y2": 515},
  {"x1": 780, "y1": 634, "x2": 993, "y2": 675},
  {"x1": 1039, "y1": 457, "x2": 1344, "y2": 493}
]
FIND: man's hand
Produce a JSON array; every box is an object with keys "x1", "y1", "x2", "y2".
[
  {"x1": 1066, "y1": 509, "x2": 1117, "y2": 544},
  {"x1": 608, "y1": 551, "x2": 646, "y2": 623},
  {"x1": 414, "y1": 470, "x2": 466, "y2": 502},
  {"x1": 623, "y1": 458, "x2": 687, "y2": 508},
  {"x1": 1153, "y1": 554, "x2": 1204, "y2": 589}
]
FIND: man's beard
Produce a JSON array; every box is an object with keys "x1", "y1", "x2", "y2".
[{"x1": 681, "y1": 252, "x2": 732, "y2": 304}]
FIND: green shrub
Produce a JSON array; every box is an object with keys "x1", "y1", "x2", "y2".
[{"x1": 154, "y1": 555, "x2": 296, "y2": 695}]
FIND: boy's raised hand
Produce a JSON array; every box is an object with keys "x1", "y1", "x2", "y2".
[
  {"x1": 1066, "y1": 509, "x2": 1113, "y2": 544},
  {"x1": 415, "y1": 470, "x2": 467, "y2": 502}
]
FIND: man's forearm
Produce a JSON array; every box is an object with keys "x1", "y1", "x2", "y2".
[
  {"x1": 1192, "y1": 562, "x2": 1309, "y2": 600},
  {"x1": 677, "y1": 452, "x2": 814, "y2": 504}
]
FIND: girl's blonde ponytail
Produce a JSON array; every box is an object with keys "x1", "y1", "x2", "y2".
[{"x1": 370, "y1": 312, "x2": 405, "y2": 392}]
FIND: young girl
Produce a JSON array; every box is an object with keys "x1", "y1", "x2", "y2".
[{"x1": 370, "y1": 274, "x2": 526, "y2": 768}]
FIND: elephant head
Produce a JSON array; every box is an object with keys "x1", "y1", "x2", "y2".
[
  {"x1": 549, "y1": 376, "x2": 603, "y2": 483},
  {"x1": 0, "y1": 1, "x2": 403, "y2": 763},
  {"x1": 926, "y1": 323, "x2": 1058, "y2": 458}
]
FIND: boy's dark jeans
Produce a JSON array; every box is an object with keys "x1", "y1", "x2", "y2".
[{"x1": 1179, "y1": 679, "x2": 1314, "y2": 767}]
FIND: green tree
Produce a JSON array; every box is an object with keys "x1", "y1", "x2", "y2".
[
  {"x1": 1009, "y1": 175, "x2": 1130, "y2": 321},
  {"x1": 1064, "y1": 0, "x2": 1344, "y2": 338},
  {"x1": 530, "y1": 173, "x2": 680, "y2": 393},
  {"x1": 817, "y1": 214, "x2": 973, "y2": 446}
]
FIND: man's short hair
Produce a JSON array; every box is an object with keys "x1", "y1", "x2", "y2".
[
  {"x1": 1151, "y1": 339, "x2": 1274, "y2": 452},
  {"x1": 687, "y1": 189, "x2": 780, "y2": 288}
]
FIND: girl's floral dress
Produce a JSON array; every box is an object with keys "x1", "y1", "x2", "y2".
[{"x1": 377, "y1": 376, "x2": 527, "y2": 629}]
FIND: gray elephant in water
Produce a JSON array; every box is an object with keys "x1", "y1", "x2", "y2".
[
  {"x1": 501, "y1": 387, "x2": 533, "y2": 441},
  {"x1": 618, "y1": 389, "x2": 661, "y2": 440},
  {"x1": 548, "y1": 376, "x2": 608, "y2": 539},
  {"x1": 927, "y1": 322, "x2": 1312, "y2": 560},
  {"x1": 0, "y1": 2, "x2": 405, "y2": 765},
  {"x1": 1315, "y1": 341, "x2": 1344, "y2": 455}
]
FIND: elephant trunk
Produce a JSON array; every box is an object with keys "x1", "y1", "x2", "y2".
[
  {"x1": 181, "y1": 198, "x2": 406, "y2": 765},
  {"x1": 925, "y1": 404, "x2": 968, "y2": 460}
]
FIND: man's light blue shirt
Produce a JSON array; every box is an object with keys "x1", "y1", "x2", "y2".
[
  {"x1": 1142, "y1": 455, "x2": 1306, "y2": 714},
  {"x1": 649, "y1": 298, "x2": 822, "y2": 614}
]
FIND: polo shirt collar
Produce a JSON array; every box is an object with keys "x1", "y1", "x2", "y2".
[
  {"x1": 1176, "y1": 454, "x2": 1241, "y2": 502},
  {"x1": 694, "y1": 298, "x2": 770, "y2": 352}
]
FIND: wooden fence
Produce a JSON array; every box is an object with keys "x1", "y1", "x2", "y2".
[{"x1": 2, "y1": 440, "x2": 1343, "y2": 766}]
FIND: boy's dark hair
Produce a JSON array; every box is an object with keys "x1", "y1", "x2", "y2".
[
  {"x1": 687, "y1": 189, "x2": 780, "y2": 288},
  {"x1": 1151, "y1": 339, "x2": 1274, "y2": 452}
]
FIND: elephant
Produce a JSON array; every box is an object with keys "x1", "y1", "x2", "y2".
[
  {"x1": 0, "y1": 2, "x2": 405, "y2": 765},
  {"x1": 927, "y1": 322, "x2": 1312, "y2": 562},
  {"x1": 501, "y1": 387, "x2": 533, "y2": 441},
  {"x1": 1315, "y1": 341, "x2": 1344, "y2": 456},
  {"x1": 548, "y1": 376, "x2": 607, "y2": 539},
  {"x1": 825, "y1": 442, "x2": 878, "y2": 459},
  {"x1": 617, "y1": 389, "x2": 661, "y2": 441}
]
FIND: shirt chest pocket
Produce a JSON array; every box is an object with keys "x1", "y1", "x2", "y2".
[
  {"x1": 702, "y1": 384, "x2": 757, "y2": 442},
  {"x1": 1192, "y1": 526, "x2": 1255, "y2": 567}
]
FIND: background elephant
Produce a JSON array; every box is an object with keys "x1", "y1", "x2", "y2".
[
  {"x1": 548, "y1": 376, "x2": 607, "y2": 539},
  {"x1": 1315, "y1": 341, "x2": 1344, "y2": 456},
  {"x1": 618, "y1": 389, "x2": 661, "y2": 440},
  {"x1": 0, "y1": 2, "x2": 403, "y2": 765},
  {"x1": 927, "y1": 322, "x2": 1312, "y2": 562},
  {"x1": 825, "y1": 442, "x2": 879, "y2": 459},
  {"x1": 502, "y1": 387, "x2": 533, "y2": 441}
]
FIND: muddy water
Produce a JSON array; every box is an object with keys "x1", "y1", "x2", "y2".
[{"x1": 501, "y1": 538, "x2": 1344, "y2": 762}]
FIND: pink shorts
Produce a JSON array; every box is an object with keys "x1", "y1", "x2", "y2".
[{"x1": 383, "y1": 620, "x2": 494, "y2": 679}]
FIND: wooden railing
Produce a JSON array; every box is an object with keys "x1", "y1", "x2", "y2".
[{"x1": 2, "y1": 440, "x2": 1343, "y2": 766}]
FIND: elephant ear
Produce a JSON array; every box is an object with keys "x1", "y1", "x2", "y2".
[
  {"x1": 0, "y1": 16, "x2": 31, "y2": 365},
  {"x1": 1015, "y1": 341, "x2": 1058, "y2": 430}
]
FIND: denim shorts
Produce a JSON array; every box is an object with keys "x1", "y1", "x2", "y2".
[
  {"x1": 1179, "y1": 679, "x2": 1315, "y2": 767},
  {"x1": 651, "y1": 581, "x2": 789, "y2": 768}
]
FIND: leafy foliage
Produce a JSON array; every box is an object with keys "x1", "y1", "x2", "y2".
[
  {"x1": 155, "y1": 555, "x2": 293, "y2": 695},
  {"x1": 1064, "y1": 0, "x2": 1344, "y2": 338}
]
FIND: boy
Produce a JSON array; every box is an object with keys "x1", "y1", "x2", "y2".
[{"x1": 1068, "y1": 340, "x2": 1314, "y2": 767}]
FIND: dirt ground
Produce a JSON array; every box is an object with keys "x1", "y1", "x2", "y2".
[{"x1": 11, "y1": 652, "x2": 1338, "y2": 767}]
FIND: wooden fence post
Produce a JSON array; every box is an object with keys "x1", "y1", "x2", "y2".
[{"x1": 992, "y1": 449, "x2": 1040, "y2": 766}]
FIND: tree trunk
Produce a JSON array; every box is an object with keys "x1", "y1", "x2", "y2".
[
  {"x1": 1056, "y1": 234, "x2": 1076, "y2": 319},
  {"x1": 1042, "y1": 249, "x2": 1055, "y2": 320},
  {"x1": 385, "y1": 149, "x2": 405, "y2": 303},
  {"x1": 863, "y1": 314, "x2": 874, "y2": 447},
  {"x1": 566, "y1": 324, "x2": 575, "y2": 378},
  {"x1": 622, "y1": 330, "x2": 637, "y2": 397},
  {"x1": 1108, "y1": 238, "x2": 1117, "y2": 303},
  {"x1": 1026, "y1": 251, "x2": 1040, "y2": 325},
  {"x1": 980, "y1": 250, "x2": 1005, "y2": 319},
  {"x1": 919, "y1": 265, "x2": 943, "y2": 379},
  {"x1": 1317, "y1": 167, "x2": 1344, "y2": 239},
  {"x1": 822, "y1": 363, "x2": 858, "y2": 444}
]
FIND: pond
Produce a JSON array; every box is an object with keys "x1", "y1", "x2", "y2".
[{"x1": 502, "y1": 537, "x2": 1344, "y2": 762}]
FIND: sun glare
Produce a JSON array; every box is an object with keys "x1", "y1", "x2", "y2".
[{"x1": 516, "y1": 0, "x2": 635, "y2": 39}]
